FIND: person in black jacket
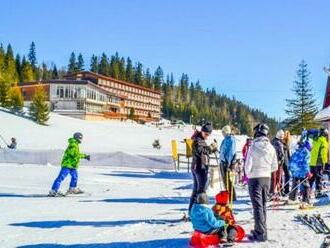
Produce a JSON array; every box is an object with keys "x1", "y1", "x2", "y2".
[
  {"x1": 188, "y1": 122, "x2": 218, "y2": 213},
  {"x1": 269, "y1": 130, "x2": 285, "y2": 195}
]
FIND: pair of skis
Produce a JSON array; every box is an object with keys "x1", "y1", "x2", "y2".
[{"x1": 295, "y1": 214, "x2": 330, "y2": 234}]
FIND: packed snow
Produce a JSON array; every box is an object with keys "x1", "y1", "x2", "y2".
[
  {"x1": 1, "y1": 110, "x2": 327, "y2": 248},
  {"x1": 0, "y1": 163, "x2": 329, "y2": 248}
]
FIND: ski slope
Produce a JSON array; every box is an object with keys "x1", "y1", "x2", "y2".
[
  {"x1": 1, "y1": 163, "x2": 329, "y2": 248},
  {"x1": 0, "y1": 110, "x2": 247, "y2": 155}
]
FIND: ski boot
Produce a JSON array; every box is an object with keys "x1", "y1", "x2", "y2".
[
  {"x1": 66, "y1": 187, "x2": 84, "y2": 195},
  {"x1": 48, "y1": 190, "x2": 66, "y2": 197}
]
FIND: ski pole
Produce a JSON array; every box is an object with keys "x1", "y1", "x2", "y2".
[
  {"x1": 230, "y1": 171, "x2": 235, "y2": 210},
  {"x1": 282, "y1": 177, "x2": 310, "y2": 198},
  {"x1": 214, "y1": 152, "x2": 225, "y2": 191}
]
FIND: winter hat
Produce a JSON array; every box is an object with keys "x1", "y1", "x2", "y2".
[
  {"x1": 201, "y1": 122, "x2": 213, "y2": 134},
  {"x1": 215, "y1": 191, "x2": 229, "y2": 205},
  {"x1": 222, "y1": 125, "x2": 231, "y2": 136},
  {"x1": 196, "y1": 193, "x2": 209, "y2": 204},
  {"x1": 276, "y1": 130, "x2": 285, "y2": 140}
]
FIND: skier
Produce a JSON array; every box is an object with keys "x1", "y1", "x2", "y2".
[
  {"x1": 7, "y1": 137, "x2": 17, "y2": 149},
  {"x1": 287, "y1": 137, "x2": 313, "y2": 209},
  {"x1": 309, "y1": 128, "x2": 329, "y2": 198},
  {"x1": 219, "y1": 125, "x2": 237, "y2": 201},
  {"x1": 212, "y1": 191, "x2": 238, "y2": 245},
  {"x1": 188, "y1": 122, "x2": 218, "y2": 213},
  {"x1": 48, "y1": 132, "x2": 90, "y2": 196},
  {"x1": 190, "y1": 193, "x2": 227, "y2": 241},
  {"x1": 245, "y1": 123, "x2": 278, "y2": 242},
  {"x1": 282, "y1": 130, "x2": 291, "y2": 195},
  {"x1": 270, "y1": 130, "x2": 285, "y2": 196}
]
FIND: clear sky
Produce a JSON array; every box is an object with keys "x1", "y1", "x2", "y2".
[{"x1": 1, "y1": 0, "x2": 330, "y2": 119}]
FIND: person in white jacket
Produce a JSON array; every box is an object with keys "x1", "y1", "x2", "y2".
[{"x1": 245, "y1": 123, "x2": 278, "y2": 242}]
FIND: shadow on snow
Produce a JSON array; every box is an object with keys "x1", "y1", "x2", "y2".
[
  {"x1": 17, "y1": 238, "x2": 188, "y2": 248},
  {"x1": 10, "y1": 218, "x2": 184, "y2": 229},
  {"x1": 102, "y1": 171, "x2": 192, "y2": 180},
  {"x1": 85, "y1": 196, "x2": 191, "y2": 205}
]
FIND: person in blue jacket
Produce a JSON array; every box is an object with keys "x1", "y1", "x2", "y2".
[
  {"x1": 191, "y1": 193, "x2": 236, "y2": 243},
  {"x1": 288, "y1": 136, "x2": 312, "y2": 208},
  {"x1": 219, "y1": 125, "x2": 237, "y2": 201}
]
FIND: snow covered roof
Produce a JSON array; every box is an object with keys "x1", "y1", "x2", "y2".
[{"x1": 315, "y1": 105, "x2": 330, "y2": 122}]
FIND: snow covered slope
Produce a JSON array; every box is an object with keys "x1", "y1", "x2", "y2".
[
  {"x1": 0, "y1": 110, "x2": 247, "y2": 155},
  {"x1": 1, "y1": 163, "x2": 328, "y2": 247}
]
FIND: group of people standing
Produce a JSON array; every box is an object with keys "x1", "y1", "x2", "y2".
[{"x1": 188, "y1": 121, "x2": 330, "y2": 244}]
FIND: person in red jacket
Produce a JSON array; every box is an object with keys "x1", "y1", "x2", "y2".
[{"x1": 242, "y1": 138, "x2": 252, "y2": 184}]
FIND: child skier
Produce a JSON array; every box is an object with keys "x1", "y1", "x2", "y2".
[
  {"x1": 288, "y1": 136, "x2": 312, "y2": 209},
  {"x1": 212, "y1": 191, "x2": 238, "y2": 244},
  {"x1": 190, "y1": 193, "x2": 227, "y2": 241},
  {"x1": 48, "y1": 132, "x2": 90, "y2": 196}
]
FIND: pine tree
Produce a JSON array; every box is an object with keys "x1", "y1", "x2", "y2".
[
  {"x1": 0, "y1": 44, "x2": 5, "y2": 81},
  {"x1": 153, "y1": 66, "x2": 164, "y2": 90},
  {"x1": 5, "y1": 44, "x2": 18, "y2": 83},
  {"x1": 51, "y1": 65, "x2": 59, "y2": 79},
  {"x1": 77, "y1": 53, "x2": 84, "y2": 71},
  {"x1": 15, "y1": 54, "x2": 22, "y2": 82},
  {"x1": 21, "y1": 56, "x2": 34, "y2": 82},
  {"x1": 126, "y1": 57, "x2": 134, "y2": 82},
  {"x1": 90, "y1": 54, "x2": 98, "y2": 73},
  {"x1": 0, "y1": 79, "x2": 11, "y2": 107},
  {"x1": 285, "y1": 60, "x2": 318, "y2": 134},
  {"x1": 8, "y1": 86, "x2": 24, "y2": 112},
  {"x1": 109, "y1": 55, "x2": 120, "y2": 79},
  {"x1": 68, "y1": 52, "x2": 77, "y2": 73},
  {"x1": 119, "y1": 57, "x2": 126, "y2": 80},
  {"x1": 134, "y1": 62, "x2": 144, "y2": 85},
  {"x1": 145, "y1": 68, "x2": 152, "y2": 88},
  {"x1": 98, "y1": 53, "x2": 109, "y2": 75},
  {"x1": 29, "y1": 86, "x2": 50, "y2": 125},
  {"x1": 129, "y1": 108, "x2": 135, "y2": 119},
  {"x1": 28, "y1": 42, "x2": 37, "y2": 69}
]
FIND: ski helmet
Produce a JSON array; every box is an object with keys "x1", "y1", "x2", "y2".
[
  {"x1": 253, "y1": 123, "x2": 269, "y2": 137},
  {"x1": 73, "y1": 132, "x2": 83, "y2": 143}
]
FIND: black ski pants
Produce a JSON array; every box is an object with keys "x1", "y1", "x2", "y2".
[
  {"x1": 289, "y1": 177, "x2": 310, "y2": 203},
  {"x1": 309, "y1": 165, "x2": 323, "y2": 193},
  {"x1": 248, "y1": 177, "x2": 269, "y2": 241},
  {"x1": 189, "y1": 166, "x2": 209, "y2": 212}
]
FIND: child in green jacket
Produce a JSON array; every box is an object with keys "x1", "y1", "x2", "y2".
[{"x1": 49, "y1": 132, "x2": 90, "y2": 196}]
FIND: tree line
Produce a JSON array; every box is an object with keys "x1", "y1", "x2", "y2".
[{"x1": 0, "y1": 41, "x2": 280, "y2": 134}]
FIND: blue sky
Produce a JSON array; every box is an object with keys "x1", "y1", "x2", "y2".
[{"x1": 1, "y1": 0, "x2": 330, "y2": 119}]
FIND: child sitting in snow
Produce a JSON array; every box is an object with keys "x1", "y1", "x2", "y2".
[
  {"x1": 190, "y1": 193, "x2": 228, "y2": 242},
  {"x1": 212, "y1": 191, "x2": 238, "y2": 243},
  {"x1": 288, "y1": 134, "x2": 312, "y2": 209}
]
